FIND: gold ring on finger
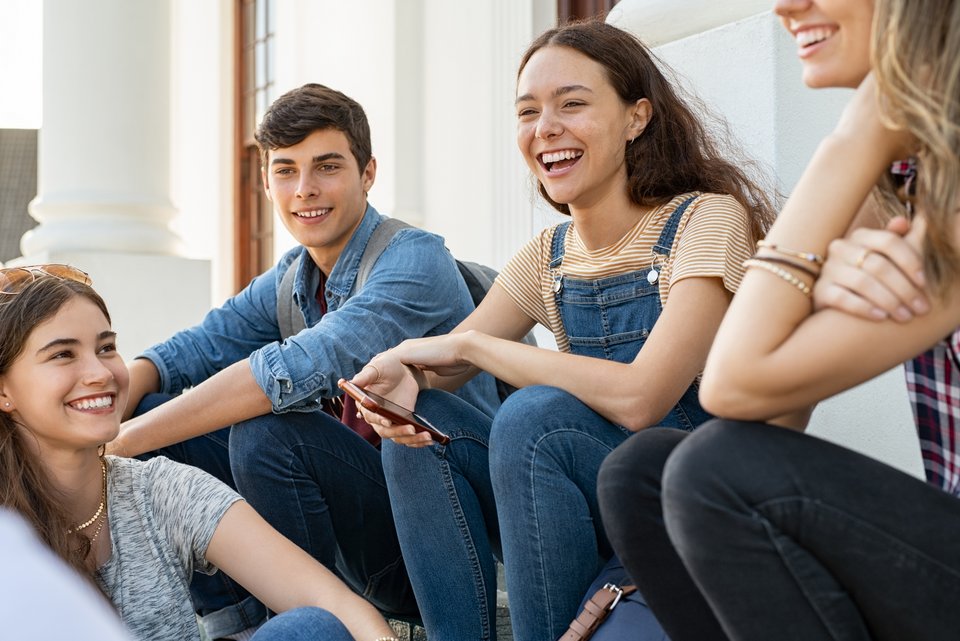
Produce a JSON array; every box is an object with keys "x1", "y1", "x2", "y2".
[{"x1": 854, "y1": 248, "x2": 871, "y2": 269}]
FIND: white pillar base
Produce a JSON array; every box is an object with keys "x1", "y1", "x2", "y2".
[
  {"x1": 10, "y1": 251, "x2": 210, "y2": 359},
  {"x1": 21, "y1": 200, "x2": 183, "y2": 256}
]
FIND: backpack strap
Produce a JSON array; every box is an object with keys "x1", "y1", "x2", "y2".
[
  {"x1": 559, "y1": 582, "x2": 639, "y2": 641},
  {"x1": 277, "y1": 253, "x2": 305, "y2": 340},
  {"x1": 352, "y1": 217, "x2": 413, "y2": 295}
]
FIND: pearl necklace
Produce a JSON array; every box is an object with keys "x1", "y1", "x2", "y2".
[{"x1": 67, "y1": 459, "x2": 107, "y2": 535}]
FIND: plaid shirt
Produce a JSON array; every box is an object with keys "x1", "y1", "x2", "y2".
[{"x1": 905, "y1": 328, "x2": 960, "y2": 497}]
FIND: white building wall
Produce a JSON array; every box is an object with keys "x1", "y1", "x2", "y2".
[{"x1": 170, "y1": 0, "x2": 235, "y2": 305}]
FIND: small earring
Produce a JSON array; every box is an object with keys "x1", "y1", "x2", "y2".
[{"x1": 3, "y1": 402, "x2": 9, "y2": 408}]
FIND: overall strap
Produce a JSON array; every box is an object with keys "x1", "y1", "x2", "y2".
[
  {"x1": 548, "y1": 221, "x2": 573, "y2": 270},
  {"x1": 652, "y1": 195, "x2": 699, "y2": 259},
  {"x1": 548, "y1": 221, "x2": 573, "y2": 296},
  {"x1": 353, "y1": 217, "x2": 413, "y2": 295},
  {"x1": 277, "y1": 253, "x2": 305, "y2": 340}
]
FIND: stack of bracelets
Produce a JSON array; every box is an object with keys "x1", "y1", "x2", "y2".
[{"x1": 744, "y1": 239, "x2": 824, "y2": 297}]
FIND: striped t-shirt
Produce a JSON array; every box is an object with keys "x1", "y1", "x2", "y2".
[{"x1": 495, "y1": 192, "x2": 753, "y2": 352}]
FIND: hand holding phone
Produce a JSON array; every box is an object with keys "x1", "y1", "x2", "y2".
[{"x1": 338, "y1": 379, "x2": 450, "y2": 445}]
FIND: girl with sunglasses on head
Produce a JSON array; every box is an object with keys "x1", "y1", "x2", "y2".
[
  {"x1": 598, "y1": 1, "x2": 960, "y2": 639},
  {"x1": 0, "y1": 266, "x2": 400, "y2": 641},
  {"x1": 350, "y1": 19, "x2": 775, "y2": 641}
]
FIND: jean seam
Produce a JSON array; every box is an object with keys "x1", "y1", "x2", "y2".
[
  {"x1": 435, "y1": 442, "x2": 493, "y2": 640},
  {"x1": 753, "y1": 496, "x2": 960, "y2": 640},
  {"x1": 755, "y1": 496, "x2": 960, "y2": 581},
  {"x1": 525, "y1": 427, "x2": 620, "y2": 633}
]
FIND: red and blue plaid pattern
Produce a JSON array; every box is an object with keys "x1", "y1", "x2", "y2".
[{"x1": 905, "y1": 329, "x2": 960, "y2": 497}]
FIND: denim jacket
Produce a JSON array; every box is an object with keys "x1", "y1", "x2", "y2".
[{"x1": 141, "y1": 204, "x2": 499, "y2": 418}]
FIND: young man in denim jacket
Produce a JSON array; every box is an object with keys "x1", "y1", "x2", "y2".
[{"x1": 109, "y1": 83, "x2": 499, "y2": 639}]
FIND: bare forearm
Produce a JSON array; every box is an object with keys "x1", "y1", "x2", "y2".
[
  {"x1": 113, "y1": 360, "x2": 272, "y2": 456},
  {"x1": 458, "y1": 331, "x2": 692, "y2": 430},
  {"x1": 208, "y1": 503, "x2": 395, "y2": 640},
  {"x1": 123, "y1": 358, "x2": 161, "y2": 420}
]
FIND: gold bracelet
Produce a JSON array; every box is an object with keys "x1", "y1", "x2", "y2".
[
  {"x1": 743, "y1": 258, "x2": 813, "y2": 297},
  {"x1": 756, "y1": 240, "x2": 825, "y2": 265},
  {"x1": 373, "y1": 637, "x2": 400, "y2": 641},
  {"x1": 750, "y1": 254, "x2": 820, "y2": 279}
]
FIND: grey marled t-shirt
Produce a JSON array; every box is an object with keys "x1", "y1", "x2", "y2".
[{"x1": 94, "y1": 456, "x2": 242, "y2": 641}]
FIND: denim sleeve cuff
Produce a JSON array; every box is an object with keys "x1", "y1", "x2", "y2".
[
  {"x1": 138, "y1": 346, "x2": 182, "y2": 396},
  {"x1": 248, "y1": 343, "x2": 326, "y2": 413}
]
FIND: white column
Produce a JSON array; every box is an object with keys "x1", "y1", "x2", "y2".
[
  {"x1": 25, "y1": 0, "x2": 182, "y2": 256},
  {"x1": 17, "y1": 0, "x2": 210, "y2": 358},
  {"x1": 610, "y1": 0, "x2": 922, "y2": 478}
]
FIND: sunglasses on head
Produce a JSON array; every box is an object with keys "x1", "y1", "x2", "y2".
[{"x1": 0, "y1": 264, "x2": 93, "y2": 297}]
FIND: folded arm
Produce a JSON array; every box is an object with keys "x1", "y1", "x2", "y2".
[{"x1": 700, "y1": 77, "x2": 948, "y2": 424}]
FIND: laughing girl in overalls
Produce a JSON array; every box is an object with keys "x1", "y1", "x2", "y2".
[{"x1": 351, "y1": 20, "x2": 774, "y2": 641}]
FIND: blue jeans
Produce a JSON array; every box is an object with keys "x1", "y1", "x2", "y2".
[
  {"x1": 381, "y1": 389, "x2": 500, "y2": 641},
  {"x1": 601, "y1": 420, "x2": 960, "y2": 641},
  {"x1": 134, "y1": 394, "x2": 267, "y2": 638},
  {"x1": 492, "y1": 386, "x2": 633, "y2": 641},
  {"x1": 250, "y1": 607, "x2": 353, "y2": 641},
  {"x1": 384, "y1": 387, "x2": 632, "y2": 641},
  {"x1": 229, "y1": 408, "x2": 418, "y2": 616}
]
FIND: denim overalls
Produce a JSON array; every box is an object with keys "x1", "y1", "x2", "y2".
[
  {"x1": 548, "y1": 195, "x2": 713, "y2": 430},
  {"x1": 379, "y1": 196, "x2": 720, "y2": 641}
]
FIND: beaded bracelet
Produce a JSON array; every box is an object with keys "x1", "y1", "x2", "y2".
[
  {"x1": 756, "y1": 240, "x2": 825, "y2": 265},
  {"x1": 743, "y1": 258, "x2": 813, "y2": 297},
  {"x1": 751, "y1": 254, "x2": 820, "y2": 279}
]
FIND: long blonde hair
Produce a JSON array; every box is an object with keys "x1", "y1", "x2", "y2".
[{"x1": 873, "y1": 0, "x2": 960, "y2": 296}]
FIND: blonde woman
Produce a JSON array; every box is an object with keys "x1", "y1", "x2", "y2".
[{"x1": 598, "y1": 1, "x2": 960, "y2": 639}]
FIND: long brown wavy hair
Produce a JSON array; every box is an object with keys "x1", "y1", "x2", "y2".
[
  {"x1": 873, "y1": 0, "x2": 960, "y2": 297},
  {"x1": 517, "y1": 19, "x2": 777, "y2": 243},
  {"x1": 0, "y1": 277, "x2": 111, "y2": 580}
]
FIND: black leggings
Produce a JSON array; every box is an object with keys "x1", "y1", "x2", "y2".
[{"x1": 597, "y1": 420, "x2": 960, "y2": 641}]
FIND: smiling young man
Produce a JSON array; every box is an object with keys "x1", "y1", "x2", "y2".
[{"x1": 110, "y1": 83, "x2": 499, "y2": 639}]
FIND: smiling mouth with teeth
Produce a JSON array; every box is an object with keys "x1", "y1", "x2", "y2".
[
  {"x1": 70, "y1": 396, "x2": 114, "y2": 411},
  {"x1": 295, "y1": 208, "x2": 331, "y2": 219},
  {"x1": 540, "y1": 150, "x2": 583, "y2": 172},
  {"x1": 796, "y1": 26, "x2": 836, "y2": 48}
]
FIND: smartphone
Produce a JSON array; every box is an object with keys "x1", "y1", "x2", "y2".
[{"x1": 337, "y1": 379, "x2": 451, "y2": 445}]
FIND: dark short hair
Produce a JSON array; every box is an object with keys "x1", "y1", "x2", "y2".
[{"x1": 255, "y1": 83, "x2": 372, "y2": 173}]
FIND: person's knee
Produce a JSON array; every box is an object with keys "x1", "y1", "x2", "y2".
[
  {"x1": 598, "y1": 428, "x2": 687, "y2": 522},
  {"x1": 229, "y1": 413, "x2": 303, "y2": 473},
  {"x1": 380, "y1": 436, "x2": 434, "y2": 484},
  {"x1": 492, "y1": 385, "x2": 569, "y2": 433},
  {"x1": 414, "y1": 387, "x2": 457, "y2": 416},
  {"x1": 488, "y1": 386, "x2": 585, "y2": 488},
  {"x1": 661, "y1": 419, "x2": 761, "y2": 536},
  {"x1": 251, "y1": 607, "x2": 351, "y2": 641},
  {"x1": 490, "y1": 386, "x2": 576, "y2": 451}
]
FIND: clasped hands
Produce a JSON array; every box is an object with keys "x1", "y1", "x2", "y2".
[{"x1": 815, "y1": 215, "x2": 929, "y2": 322}]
